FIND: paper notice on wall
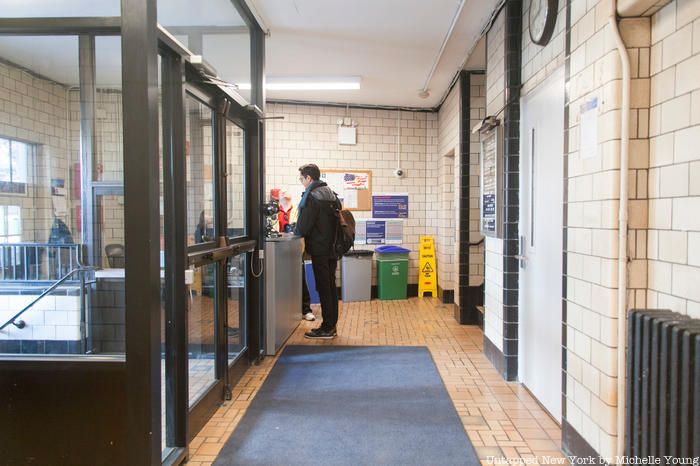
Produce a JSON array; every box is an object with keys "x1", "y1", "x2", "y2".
[
  {"x1": 384, "y1": 220, "x2": 403, "y2": 244},
  {"x1": 355, "y1": 220, "x2": 367, "y2": 244},
  {"x1": 579, "y1": 97, "x2": 599, "y2": 159},
  {"x1": 343, "y1": 189, "x2": 358, "y2": 209},
  {"x1": 372, "y1": 193, "x2": 408, "y2": 218},
  {"x1": 320, "y1": 172, "x2": 344, "y2": 194},
  {"x1": 353, "y1": 219, "x2": 403, "y2": 245},
  {"x1": 365, "y1": 221, "x2": 385, "y2": 245}
]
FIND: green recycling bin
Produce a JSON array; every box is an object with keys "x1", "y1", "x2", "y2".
[{"x1": 375, "y1": 246, "x2": 410, "y2": 300}]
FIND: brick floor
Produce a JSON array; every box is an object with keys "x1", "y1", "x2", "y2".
[{"x1": 187, "y1": 298, "x2": 569, "y2": 465}]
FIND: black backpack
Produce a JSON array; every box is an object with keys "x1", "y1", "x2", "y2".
[{"x1": 333, "y1": 200, "x2": 355, "y2": 258}]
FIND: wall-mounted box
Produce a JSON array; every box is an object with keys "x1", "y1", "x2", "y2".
[{"x1": 338, "y1": 126, "x2": 356, "y2": 145}]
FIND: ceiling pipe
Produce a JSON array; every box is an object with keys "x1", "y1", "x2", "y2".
[
  {"x1": 617, "y1": 0, "x2": 667, "y2": 17},
  {"x1": 609, "y1": 0, "x2": 631, "y2": 459},
  {"x1": 420, "y1": 0, "x2": 466, "y2": 97}
]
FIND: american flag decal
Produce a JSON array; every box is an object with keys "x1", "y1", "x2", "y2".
[{"x1": 344, "y1": 173, "x2": 368, "y2": 189}]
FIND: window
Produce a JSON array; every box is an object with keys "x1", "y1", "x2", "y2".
[
  {"x1": 0, "y1": 206, "x2": 22, "y2": 243},
  {"x1": 185, "y1": 94, "x2": 216, "y2": 247},
  {"x1": 0, "y1": 138, "x2": 29, "y2": 194},
  {"x1": 226, "y1": 119, "x2": 246, "y2": 238}
]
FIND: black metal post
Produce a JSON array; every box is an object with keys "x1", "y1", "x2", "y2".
[
  {"x1": 161, "y1": 49, "x2": 189, "y2": 453},
  {"x1": 245, "y1": 118, "x2": 264, "y2": 363},
  {"x1": 227, "y1": 0, "x2": 267, "y2": 363},
  {"x1": 121, "y1": 0, "x2": 161, "y2": 463},
  {"x1": 215, "y1": 100, "x2": 228, "y2": 383}
]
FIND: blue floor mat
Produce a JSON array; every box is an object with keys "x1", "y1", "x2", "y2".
[{"x1": 214, "y1": 345, "x2": 480, "y2": 466}]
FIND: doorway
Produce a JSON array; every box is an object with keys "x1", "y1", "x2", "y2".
[
  {"x1": 518, "y1": 67, "x2": 565, "y2": 421},
  {"x1": 158, "y1": 48, "x2": 258, "y2": 460}
]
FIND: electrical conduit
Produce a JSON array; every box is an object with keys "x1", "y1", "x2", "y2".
[
  {"x1": 609, "y1": 0, "x2": 631, "y2": 459},
  {"x1": 420, "y1": 0, "x2": 466, "y2": 96}
]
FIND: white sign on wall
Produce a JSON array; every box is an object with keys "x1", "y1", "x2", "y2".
[
  {"x1": 338, "y1": 126, "x2": 356, "y2": 145},
  {"x1": 354, "y1": 219, "x2": 403, "y2": 245}
]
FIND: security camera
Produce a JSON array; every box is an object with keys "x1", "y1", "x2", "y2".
[{"x1": 394, "y1": 168, "x2": 405, "y2": 178}]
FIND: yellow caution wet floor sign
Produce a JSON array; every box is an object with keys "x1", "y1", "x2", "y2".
[{"x1": 418, "y1": 236, "x2": 437, "y2": 297}]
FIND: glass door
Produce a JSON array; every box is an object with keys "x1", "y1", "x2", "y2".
[
  {"x1": 182, "y1": 84, "x2": 253, "y2": 436},
  {"x1": 225, "y1": 119, "x2": 248, "y2": 366},
  {"x1": 184, "y1": 92, "x2": 219, "y2": 409},
  {"x1": 157, "y1": 40, "x2": 256, "y2": 458},
  {"x1": 226, "y1": 253, "x2": 246, "y2": 364}
]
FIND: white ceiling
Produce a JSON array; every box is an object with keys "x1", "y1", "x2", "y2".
[
  {"x1": 0, "y1": 0, "x2": 248, "y2": 90},
  {"x1": 0, "y1": 0, "x2": 498, "y2": 109},
  {"x1": 253, "y1": 0, "x2": 499, "y2": 108}
]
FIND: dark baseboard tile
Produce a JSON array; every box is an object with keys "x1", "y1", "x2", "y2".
[{"x1": 562, "y1": 419, "x2": 607, "y2": 465}]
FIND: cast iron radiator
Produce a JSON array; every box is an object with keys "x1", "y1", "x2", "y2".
[{"x1": 626, "y1": 309, "x2": 700, "y2": 459}]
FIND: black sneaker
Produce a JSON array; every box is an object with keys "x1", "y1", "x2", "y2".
[{"x1": 304, "y1": 327, "x2": 337, "y2": 339}]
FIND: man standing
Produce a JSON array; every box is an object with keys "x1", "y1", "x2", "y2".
[{"x1": 294, "y1": 164, "x2": 340, "y2": 339}]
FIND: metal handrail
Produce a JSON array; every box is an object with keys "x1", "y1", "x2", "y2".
[
  {"x1": 0, "y1": 266, "x2": 96, "y2": 331},
  {"x1": 0, "y1": 243, "x2": 86, "y2": 281}
]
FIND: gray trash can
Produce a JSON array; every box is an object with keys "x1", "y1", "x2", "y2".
[{"x1": 341, "y1": 250, "x2": 373, "y2": 302}]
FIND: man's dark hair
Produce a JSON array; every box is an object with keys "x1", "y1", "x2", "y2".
[{"x1": 299, "y1": 164, "x2": 321, "y2": 181}]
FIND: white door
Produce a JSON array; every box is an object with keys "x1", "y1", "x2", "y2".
[{"x1": 518, "y1": 67, "x2": 564, "y2": 421}]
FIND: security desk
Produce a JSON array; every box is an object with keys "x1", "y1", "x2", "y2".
[{"x1": 264, "y1": 235, "x2": 303, "y2": 355}]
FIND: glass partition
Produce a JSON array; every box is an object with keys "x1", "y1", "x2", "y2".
[
  {"x1": 203, "y1": 33, "x2": 251, "y2": 102},
  {"x1": 0, "y1": 3, "x2": 263, "y2": 462},
  {"x1": 94, "y1": 36, "x2": 124, "y2": 183},
  {"x1": 158, "y1": 0, "x2": 252, "y2": 102},
  {"x1": 157, "y1": 54, "x2": 173, "y2": 460},
  {"x1": 226, "y1": 120, "x2": 246, "y2": 238},
  {"x1": 0, "y1": 34, "x2": 125, "y2": 356},
  {"x1": 189, "y1": 262, "x2": 218, "y2": 406},
  {"x1": 185, "y1": 95, "x2": 216, "y2": 247},
  {"x1": 227, "y1": 254, "x2": 246, "y2": 363}
]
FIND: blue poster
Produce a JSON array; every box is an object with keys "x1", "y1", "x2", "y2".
[
  {"x1": 372, "y1": 193, "x2": 409, "y2": 218},
  {"x1": 366, "y1": 221, "x2": 386, "y2": 245}
]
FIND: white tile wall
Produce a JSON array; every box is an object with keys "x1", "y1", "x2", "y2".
[
  {"x1": 483, "y1": 6, "x2": 507, "y2": 352},
  {"x1": 522, "y1": 0, "x2": 567, "y2": 95},
  {"x1": 437, "y1": 84, "x2": 460, "y2": 292},
  {"x1": 264, "y1": 103, "x2": 440, "y2": 285},
  {"x1": 648, "y1": 0, "x2": 700, "y2": 320},
  {"x1": 486, "y1": 11, "x2": 506, "y2": 117},
  {"x1": 563, "y1": 0, "x2": 652, "y2": 458},
  {"x1": 0, "y1": 295, "x2": 81, "y2": 341},
  {"x1": 0, "y1": 57, "x2": 125, "y2": 253},
  {"x1": 0, "y1": 60, "x2": 72, "y2": 243},
  {"x1": 550, "y1": 0, "x2": 700, "y2": 457},
  {"x1": 263, "y1": 96, "x2": 474, "y2": 296}
]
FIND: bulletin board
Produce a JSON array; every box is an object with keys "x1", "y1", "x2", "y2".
[{"x1": 320, "y1": 169, "x2": 372, "y2": 211}]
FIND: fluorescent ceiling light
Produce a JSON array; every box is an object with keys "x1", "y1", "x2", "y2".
[{"x1": 236, "y1": 76, "x2": 361, "y2": 91}]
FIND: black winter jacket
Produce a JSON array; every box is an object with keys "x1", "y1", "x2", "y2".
[{"x1": 294, "y1": 182, "x2": 340, "y2": 257}]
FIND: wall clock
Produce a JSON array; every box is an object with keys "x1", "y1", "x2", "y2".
[{"x1": 529, "y1": 0, "x2": 558, "y2": 46}]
